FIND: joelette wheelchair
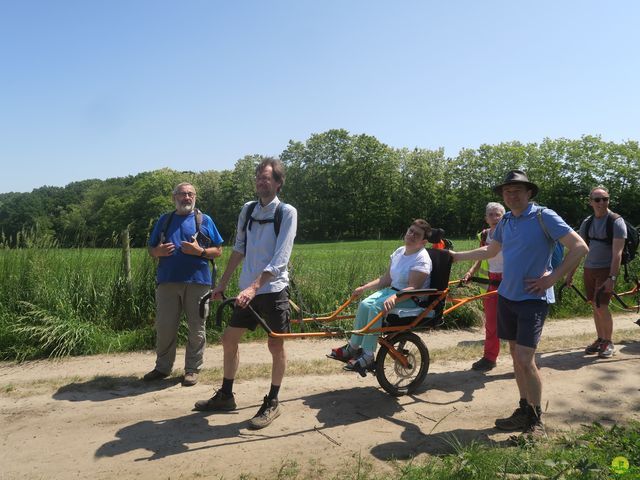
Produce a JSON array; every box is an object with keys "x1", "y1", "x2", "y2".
[{"x1": 200, "y1": 248, "x2": 495, "y2": 397}]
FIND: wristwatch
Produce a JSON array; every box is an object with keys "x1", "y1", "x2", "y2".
[
  {"x1": 200, "y1": 248, "x2": 206, "y2": 257},
  {"x1": 608, "y1": 275, "x2": 617, "y2": 281}
]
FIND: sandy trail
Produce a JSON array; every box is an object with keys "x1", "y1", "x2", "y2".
[{"x1": 1, "y1": 313, "x2": 639, "y2": 480}]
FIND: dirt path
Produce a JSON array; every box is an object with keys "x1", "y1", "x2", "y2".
[{"x1": 1, "y1": 313, "x2": 639, "y2": 480}]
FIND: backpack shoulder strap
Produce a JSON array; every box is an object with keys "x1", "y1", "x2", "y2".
[
  {"x1": 160, "y1": 210, "x2": 176, "y2": 244},
  {"x1": 536, "y1": 207, "x2": 553, "y2": 243},
  {"x1": 241, "y1": 201, "x2": 259, "y2": 232},
  {"x1": 479, "y1": 228, "x2": 489, "y2": 246},
  {"x1": 605, "y1": 211, "x2": 620, "y2": 244},
  {"x1": 274, "y1": 202, "x2": 285, "y2": 236},
  {"x1": 194, "y1": 208, "x2": 203, "y2": 233}
]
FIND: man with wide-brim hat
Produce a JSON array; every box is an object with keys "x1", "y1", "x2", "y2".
[
  {"x1": 451, "y1": 169, "x2": 588, "y2": 441},
  {"x1": 492, "y1": 170, "x2": 539, "y2": 198}
]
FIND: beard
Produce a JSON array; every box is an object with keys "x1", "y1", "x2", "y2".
[{"x1": 175, "y1": 201, "x2": 195, "y2": 215}]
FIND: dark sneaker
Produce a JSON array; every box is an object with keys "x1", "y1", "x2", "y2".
[
  {"x1": 249, "y1": 396, "x2": 281, "y2": 429},
  {"x1": 182, "y1": 372, "x2": 198, "y2": 387},
  {"x1": 495, "y1": 406, "x2": 529, "y2": 431},
  {"x1": 343, "y1": 352, "x2": 374, "y2": 377},
  {"x1": 194, "y1": 390, "x2": 236, "y2": 412},
  {"x1": 585, "y1": 338, "x2": 603, "y2": 355},
  {"x1": 143, "y1": 369, "x2": 169, "y2": 381},
  {"x1": 598, "y1": 340, "x2": 615, "y2": 359},
  {"x1": 471, "y1": 357, "x2": 496, "y2": 372}
]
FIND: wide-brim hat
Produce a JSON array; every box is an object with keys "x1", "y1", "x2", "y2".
[{"x1": 492, "y1": 169, "x2": 539, "y2": 198}]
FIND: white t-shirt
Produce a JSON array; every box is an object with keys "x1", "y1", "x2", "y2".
[
  {"x1": 389, "y1": 246, "x2": 432, "y2": 290},
  {"x1": 486, "y1": 228, "x2": 504, "y2": 273}
]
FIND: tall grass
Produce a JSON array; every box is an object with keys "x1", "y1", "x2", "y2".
[{"x1": 2, "y1": 233, "x2": 635, "y2": 360}]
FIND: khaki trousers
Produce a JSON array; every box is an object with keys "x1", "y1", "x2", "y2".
[{"x1": 154, "y1": 282, "x2": 210, "y2": 374}]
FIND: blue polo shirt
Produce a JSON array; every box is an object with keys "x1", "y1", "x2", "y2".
[
  {"x1": 148, "y1": 211, "x2": 224, "y2": 285},
  {"x1": 493, "y1": 203, "x2": 571, "y2": 303}
]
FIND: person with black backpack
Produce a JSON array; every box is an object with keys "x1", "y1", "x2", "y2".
[
  {"x1": 566, "y1": 186, "x2": 627, "y2": 359},
  {"x1": 144, "y1": 182, "x2": 224, "y2": 387},
  {"x1": 195, "y1": 158, "x2": 297, "y2": 431}
]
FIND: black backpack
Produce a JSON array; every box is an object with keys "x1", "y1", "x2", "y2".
[
  {"x1": 160, "y1": 208, "x2": 212, "y2": 247},
  {"x1": 159, "y1": 208, "x2": 217, "y2": 286},
  {"x1": 241, "y1": 201, "x2": 286, "y2": 254},
  {"x1": 584, "y1": 212, "x2": 639, "y2": 281},
  {"x1": 584, "y1": 212, "x2": 638, "y2": 265}
]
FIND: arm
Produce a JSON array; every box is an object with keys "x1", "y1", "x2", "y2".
[
  {"x1": 603, "y1": 237, "x2": 624, "y2": 293},
  {"x1": 451, "y1": 241, "x2": 502, "y2": 263},
  {"x1": 525, "y1": 230, "x2": 588, "y2": 294},
  {"x1": 352, "y1": 269, "x2": 392, "y2": 298},
  {"x1": 462, "y1": 260, "x2": 482, "y2": 283},
  {"x1": 148, "y1": 243, "x2": 175, "y2": 258},
  {"x1": 382, "y1": 269, "x2": 429, "y2": 313},
  {"x1": 180, "y1": 238, "x2": 222, "y2": 258}
]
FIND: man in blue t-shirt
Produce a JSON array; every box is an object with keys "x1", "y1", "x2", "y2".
[
  {"x1": 452, "y1": 170, "x2": 588, "y2": 440},
  {"x1": 144, "y1": 182, "x2": 223, "y2": 387}
]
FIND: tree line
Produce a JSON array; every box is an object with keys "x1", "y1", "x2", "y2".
[{"x1": 1, "y1": 130, "x2": 638, "y2": 248}]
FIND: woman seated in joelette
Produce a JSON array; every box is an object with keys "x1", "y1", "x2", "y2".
[{"x1": 329, "y1": 219, "x2": 432, "y2": 372}]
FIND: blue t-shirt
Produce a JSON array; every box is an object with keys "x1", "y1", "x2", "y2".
[
  {"x1": 148, "y1": 211, "x2": 224, "y2": 285},
  {"x1": 493, "y1": 203, "x2": 571, "y2": 303}
]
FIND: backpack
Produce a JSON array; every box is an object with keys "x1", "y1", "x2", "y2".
[
  {"x1": 159, "y1": 208, "x2": 216, "y2": 286},
  {"x1": 160, "y1": 208, "x2": 212, "y2": 247},
  {"x1": 584, "y1": 212, "x2": 639, "y2": 266},
  {"x1": 241, "y1": 201, "x2": 286, "y2": 254},
  {"x1": 536, "y1": 208, "x2": 565, "y2": 270},
  {"x1": 242, "y1": 201, "x2": 285, "y2": 236}
]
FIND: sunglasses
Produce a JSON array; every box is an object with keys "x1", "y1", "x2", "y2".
[{"x1": 591, "y1": 197, "x2": 609, "y2": 203}]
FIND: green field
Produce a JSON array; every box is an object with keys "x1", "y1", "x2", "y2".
[{"x1": 0, "y1": 238, "x2": 616, "y2": 360}]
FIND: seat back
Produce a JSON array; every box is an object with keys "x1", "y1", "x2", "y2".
[{"x1": 426, "y1": 248, "x2": 453, "y2": 291}]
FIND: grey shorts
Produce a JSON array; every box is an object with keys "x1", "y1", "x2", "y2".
[
  {"x1": 229, "y1": 288, "x2": 291, "y2": 333},
  {"x1": 497, "y1": 295, "x2": 548, "y2": 348}
]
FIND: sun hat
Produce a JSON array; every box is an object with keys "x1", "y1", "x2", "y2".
[{"x1": 492, "y1": 169, "x2": 539, "y2": 198}]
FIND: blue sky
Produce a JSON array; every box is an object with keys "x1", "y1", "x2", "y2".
[{"x1": 1, "y1": 1, "x2": 638, "y2": 193}]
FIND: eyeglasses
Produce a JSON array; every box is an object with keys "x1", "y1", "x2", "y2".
[
  {"x1": 176, "y1": 192, "x2": 196, "y2": 198},
  {"x1": 591, "y1": 197, "x2": 609, "y2": 203}
]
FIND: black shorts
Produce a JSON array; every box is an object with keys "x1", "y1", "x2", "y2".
[
  {"x1": 497, "y1": 295, "x2": 548, "y2": 349},
  {"x1": 228, "y1": 288, "x2": 291, "y2": 333}
]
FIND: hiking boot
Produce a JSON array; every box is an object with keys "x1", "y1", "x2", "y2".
[
  {"x1": 471, "y1": 357, "x2": 496, "y2": 372},
  {"x1": 343, "y1": 352, "x2": 374, "y2": 377},
  {"x1": 495, "y1": 406, "x2": 529, "y2": 431},
  {"x1": 523, "y1": 419, "x2": 547, "y2": 439},
  {"x1": 509, "y1": 420, "x2": 547, "y2": 445},
  {"x1": 194, "y1": 390, "x2": 237, "y2": 412},
  {"x1": 328, "y1": 344, "x2": 360, "y2": 362},
  {"x1": 143, "y1": 369, "x2": 169, "y2": 381},
  {"x1": 585, "y1": 338, "x2": 603, "y2": 355},
  {"x1": 182, "y1": 372, "x2": 198, "y2": 387},
  {"x1": 598, "y1": 340, "x2": 615, "y2": 359},
  {"x1": 248, "y1": 396, "x2": 281, "y2": 429}
]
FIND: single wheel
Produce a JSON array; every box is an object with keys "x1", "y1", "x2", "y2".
[{"x1": 375, "y1": 332, "x2": 429, "y2": 396}]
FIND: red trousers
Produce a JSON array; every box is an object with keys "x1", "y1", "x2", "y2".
[{"x1": 482, "y1": 272, "x2": 502, "y2": 362}]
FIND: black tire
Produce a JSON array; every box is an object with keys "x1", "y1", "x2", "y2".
[{"x1": 375, "y1": 332, "x2": 429, "y2": 396}]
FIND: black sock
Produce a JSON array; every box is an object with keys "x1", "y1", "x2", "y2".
[
  {"x1": 267, "y1": 384, "x2": 280, "y2": 401},
  {"x1": 519, "y1": 398, "x2": 528, "y2": 409},
  {"x1": 221, "y1": 377, "x2": 234, "y2": 395}
]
